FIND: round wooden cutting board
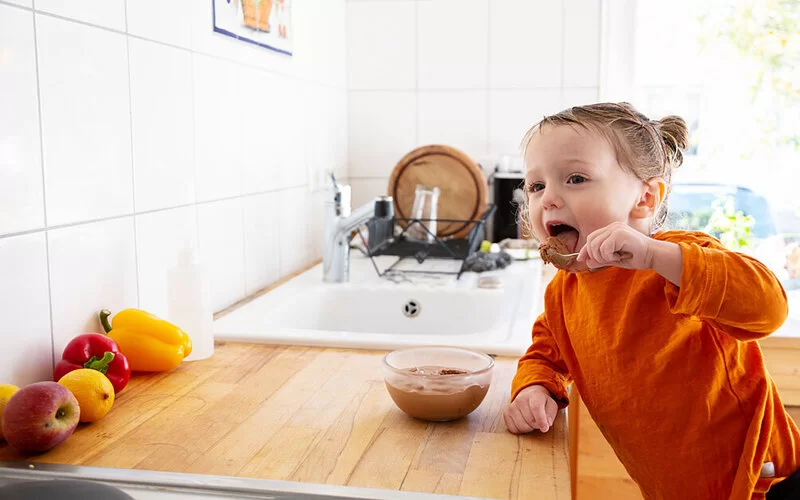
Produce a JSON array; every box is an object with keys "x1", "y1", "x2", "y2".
[{"x1": 388, "y1": 145, "x2": 488, "y2": 239}]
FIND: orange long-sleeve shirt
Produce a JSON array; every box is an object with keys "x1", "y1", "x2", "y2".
[{"x1": 511, "y1": 230, "x2": 800, "y2": 499}]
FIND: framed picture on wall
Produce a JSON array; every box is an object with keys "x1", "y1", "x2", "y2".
[{"x1": 212, "y1": 0, "x2": 292, "y2": 56}]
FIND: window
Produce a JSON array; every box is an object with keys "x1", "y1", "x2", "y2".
[{"x1": 602, "y1": 0, "x2": 800, "y2": 334}]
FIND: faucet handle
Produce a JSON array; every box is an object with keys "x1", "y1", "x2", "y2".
[{"x1": 329, "y1": 172, "x2": 343, "y2": 209}]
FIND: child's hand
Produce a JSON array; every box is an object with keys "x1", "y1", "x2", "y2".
[
  {"x1": 576, "y1": 221, "x2": 654, "y2": 270},
  {"x1": 504, "y1": 385, "x2": 558, "y2": 434}
]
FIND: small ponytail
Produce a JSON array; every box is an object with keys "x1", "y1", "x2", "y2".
[{"x1": 657, "y1": 115, "x2": 689, "y2": 168}]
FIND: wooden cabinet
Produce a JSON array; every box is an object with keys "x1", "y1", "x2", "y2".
[{"x1": 759, "y1": 336, "x2": 800, "y2": 406}]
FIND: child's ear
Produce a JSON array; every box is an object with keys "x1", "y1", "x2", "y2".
[{"x1": 631, "y1": 177, "x2": 665, "y2": 219}]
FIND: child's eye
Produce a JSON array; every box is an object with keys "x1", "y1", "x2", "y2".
[
  {"x1": 527, "y1": 182, "x2": 544, "y2": 193},
  {"x1": 567, "y1": 175, "x2": 587, "y2": 184}
]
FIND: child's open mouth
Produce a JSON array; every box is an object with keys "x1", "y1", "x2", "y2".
[
  {"x1": 546, "y1": 222, "x2": 580, "y2": 254},
  {"x1": 539, "y1": 222, "x2": 582, "y2": 270}
]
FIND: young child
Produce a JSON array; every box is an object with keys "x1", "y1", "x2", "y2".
[{"x1": 504, "y1": 102, "x2": 800, "y2": 499}]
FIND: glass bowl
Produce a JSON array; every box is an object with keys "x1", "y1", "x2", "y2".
[{"x1": 382, "y1": 346, "x2": 494, "y2": 422}]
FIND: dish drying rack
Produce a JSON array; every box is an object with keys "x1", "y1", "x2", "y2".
[{"x1": 354, "y1": 204, "x2": 496, "y2": 282}]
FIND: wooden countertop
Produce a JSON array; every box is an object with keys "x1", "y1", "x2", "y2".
[{"x1": 0, "y1": 342, "x2": 570, "y2": 499}]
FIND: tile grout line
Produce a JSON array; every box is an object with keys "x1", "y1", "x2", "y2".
[
  {"x1": 596, "y1": 0, "x2": 604, "y2": 102},
  {"x1": 30, "y1": 4, "x2": 47, "y2": 231},
  {"x1": 123, "y1": 0, "x2": 142, "y2": 309},
  {"x1": 414, "y1": 0, "x2": 419, "y2": 146},
  {"x1": 561, "y1": 0, "x2": 567, "y2": 105},
  {"x1": 237, "y1": 64, "x2": 248, "y2": 298},
  {"x1": 0, "y1": 185, "x2": 309, "y2": 242},
  {"x1": 190, "y1": 49, "x2": 202, "y2": 266},
  {"x1": 240, "y1": 200, "x2": 248, "y2": 296},
  {"x1": 348, "y1": 86, "x2": 593, "y2": 92},
  {"x1": 486, "y1": 0, "x2": 491, "y2": 157},
  {"x1": 30, "y1": 0, "x2": 57, "y2": 373},
  {"x1": 44, "y1": 232, "x2": 57, "y2": 371}
]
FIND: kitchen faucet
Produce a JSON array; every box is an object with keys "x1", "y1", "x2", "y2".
[{"x1": 323, "y1": 174, "x2": 393, "y2": 283}]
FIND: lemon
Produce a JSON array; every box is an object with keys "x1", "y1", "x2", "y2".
[
  {"x1": 0, "y1": 384, "x2": 20, "y2": 441},
  {"x1": 58, "y1": 369, "x2": 115, "y2": 423}
]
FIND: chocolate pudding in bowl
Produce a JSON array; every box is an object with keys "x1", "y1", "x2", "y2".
[{"x1": 382, "y1": 346, "x2": 494, "y2": 422}]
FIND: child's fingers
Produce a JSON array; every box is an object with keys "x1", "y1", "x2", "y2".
[
  {"x1": 586, "y1": 241, "x2": 608, "y2": 268},
  {"x1": 506, "y1": 406, "x2": 533, "y2": 434},
  {"x1": 583, "y1": 227, "x2": 613, "y2": 267},
  {"x1": 529, "y1": 397, "x2": 551, "y2": 432},
  {"x1": 503, "y1": 410, "x2": 519, "y2": 434},
  {"x1": 544, "y1": 397, "x2": 558, "y2": 428},
  {"x1": 518, "y1": 396, "x2": 538, "y2": 428},
  {"x1": 598, "y1": 235, "x2": 624, "y2": 263}
]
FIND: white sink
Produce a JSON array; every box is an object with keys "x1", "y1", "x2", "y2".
[{"x1": 214, "y1": 254, "x2": 543, "y2": 356}]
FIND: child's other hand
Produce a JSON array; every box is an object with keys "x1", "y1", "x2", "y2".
[
  {"x1": 576, "y1": 221, "x2": 654, "y2": 270},
  {"x1": 504, "y1": 385, "x2": 558, "y2": 434}
]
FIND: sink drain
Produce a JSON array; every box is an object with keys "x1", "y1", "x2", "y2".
[{"x1": 403, "y1": 299, "x2": 421, "y2": 318}]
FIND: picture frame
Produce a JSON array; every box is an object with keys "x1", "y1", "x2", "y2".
[{"x1": 212, "y1": 0, "x2": 292, "y2": 56}]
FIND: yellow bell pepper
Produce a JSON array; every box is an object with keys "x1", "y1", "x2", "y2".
[{"x1": 99, "y1": 309, "x2": 192, "y2": 372}]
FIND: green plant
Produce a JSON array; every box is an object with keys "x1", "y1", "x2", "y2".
[
  {"x1": 704, "y1": 196, "x2": 755, "y2": 250},
  {"x1": 699, "y1": 0, "x2": 800, "y2": 151}
]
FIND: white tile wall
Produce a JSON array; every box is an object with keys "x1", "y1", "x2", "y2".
[
  {"x1": 306, "y1": 0, "x2": 348, "y2": 88},
  {"x1": 126, "y1": 0, "x2": 193, "y2": 49},
  {"x1": 347, "y1": 1, "x2": 416, "y2": 90},
  {"x1": 0, "y1": 5, "x2": 44, "y2": 235},
  {"x1": 35, "y1": 0, "x2": 126, "y2": 31},
  {"x1": 277, "y1": 187, "x2": 311, "y2": 276},
  {"x1": 348, "y1": 0, "x2": 603, "y2": 204},
  {"x1": 129, "y1": 38, "x2": 195, "y2": 212},
  {"x1": 4, "y1": 0, "x2": 32, "y2": 8},
  {"x1": 36, "y1": 14, "x2": 133, "y2": 226},
  {"x1": 135, "y1": 206, "x2": 199, "y2": 320},
  {"x1": 192, "y1": 53, "x2": 243, "y2": 202},
  {"x1": 0, "y1": 1, "x2": 347, "y2": 382},
  {"x1": 348, "y1": 91, "x2": 416, "y2": 178},
  {"x1": 349, "y1": 178, "x2": 389, "y2": 211},
  {"x1": 0, "y1": 233, "x2": 53, "y2": 386},
  {"x1": 564, "y1": 0, "x2": 602, "y2": 87},
  {"x1": 278, "y1": 80, "x2": 308, "y2": 190},
  {"x1": 240, "y1": 65, "x2": 281, "y2": 195},
  {"x1": 243, "y1": 193, "x2": 281, "y2": 295},
  {"x1": 563, "y1": 88, "x2": 600, "y2": 108},
  {"x1": 489, "y1": 89, "x2": 563, "y2": 156},
  {"x1": 304, "y1": 83, "x2": 349, "y2": 189},
  {"x1": 307, "y1": 189, "x2": 326, "y2": 263},
  {"x1": 417, "y1": 0, "x2": 488, "y2": 90},
  {"x1": 489, "y1": 0, "x2": 563, "y2": 89},
  {"x1": 418, "y1": 90, "x2": 488, "y2": 161},
  {"x1": 198, "y1": 199, "x2": 246, "y2": 313},
  {"x1": 47, "y1": 218, "x2": 138, "y2": 360}
]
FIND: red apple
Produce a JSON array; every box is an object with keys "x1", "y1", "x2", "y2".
[{"x1": 1, "y1": 381, "x2": 80, "y2": 454}]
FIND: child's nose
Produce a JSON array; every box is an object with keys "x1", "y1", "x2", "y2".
[{"x1": 540, "y1": 187, "x2": 562, "y2": 209}]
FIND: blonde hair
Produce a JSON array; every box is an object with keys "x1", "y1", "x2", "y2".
[{"x1": 521, "y1": 102, "x2": 690, "y2": 231}]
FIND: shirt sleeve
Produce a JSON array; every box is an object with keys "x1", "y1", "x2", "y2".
[
  {"x1": 510, "y1": 310, "x2": 572, "y2": 408},
  {"x1": 662, "y1": 233, "x2": 789, "y2": 341}
]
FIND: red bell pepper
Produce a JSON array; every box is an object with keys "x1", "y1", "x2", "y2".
[{"x1": 53, "y1": 333, "x2": 131, "y2": 394}]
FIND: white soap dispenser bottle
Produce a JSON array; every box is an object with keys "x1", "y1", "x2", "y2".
[{"x1": 168, "y1": 245, "x2": 214, "y2": 361}]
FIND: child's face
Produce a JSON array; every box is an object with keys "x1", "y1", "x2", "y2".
[{"x1": 524, "y1": 125, "x2": 647, "y2": 254}]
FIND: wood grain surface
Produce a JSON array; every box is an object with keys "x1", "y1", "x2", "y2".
[
  {"x1": 759, "y1": 336, "x2": 800, "y2": 406},
  {"x1": 0, "y1": 342, "x2": 570, "y2": 499}
]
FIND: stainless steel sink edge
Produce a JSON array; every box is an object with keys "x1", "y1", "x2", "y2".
[{"x1": 0, "y1": 461, "x2": 488, "y2": 500}]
